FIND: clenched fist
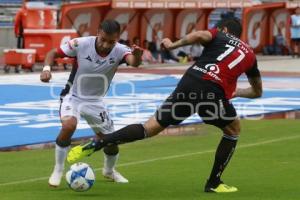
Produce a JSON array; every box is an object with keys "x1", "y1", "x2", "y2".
[
  {"x1": 161, "y1": 38, "x2": 174, "y2": 50},
  {"x1": 40, "y1": 70, "x2": 52, "y2": 82},
  {"x1": 132, "y1": 44, "x2": 143, "y2": 58}
]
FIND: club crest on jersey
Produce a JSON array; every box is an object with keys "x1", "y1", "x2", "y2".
[{"x1": 109, "y1": 58, "x2": 115, "y2": 64}]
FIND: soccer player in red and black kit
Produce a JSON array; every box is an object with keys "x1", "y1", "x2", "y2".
[{"x1": 67, "y1": 18, "x2": 262, "y2": 193}]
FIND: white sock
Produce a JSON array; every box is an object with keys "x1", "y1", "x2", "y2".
[
  {"x1": 53, "y1": 144, "x2": 70, "y2": 172},
  {"x1": 103, "y1": 153, "x2": 119, "y2": 173}
]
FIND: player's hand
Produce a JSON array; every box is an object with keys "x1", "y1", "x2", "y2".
[
  {"x1": 161, "y1": 38, "x2": 174, "y2": 50},
  {"x1": 40, "y1": 70, "x2": 52, "y2": 82},
  {"x1": 132, "y1": 45, "x2": 143, "y2": 58}
]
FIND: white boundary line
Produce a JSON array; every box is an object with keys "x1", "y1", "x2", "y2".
[{"x1": 0, "y1": 135, "x2": 299, "y2": 187}]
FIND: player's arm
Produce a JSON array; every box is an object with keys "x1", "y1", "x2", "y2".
[
  {"x1": 233, "y1": 60, "x2": 263, "y2": 99},
  {"x1": 125, "y1": 45, "x2": 143, "y2": 67},
  {"x1": 40, "y1": 39, "x2": 77, "y2": 82},
  {"x1": 40, "y1": 48, "x2": 64, "y2": 82},
  {"x1": 161, "y1": 30, "x2": 213, "y2": 50}
]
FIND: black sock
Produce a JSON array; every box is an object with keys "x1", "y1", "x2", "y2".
[
  {"x1": 207, "y1": 134, "x2": 238, "y2": 187},
  {"x1": 95, "y1": 124, "x2": 147, "y2": 150}
]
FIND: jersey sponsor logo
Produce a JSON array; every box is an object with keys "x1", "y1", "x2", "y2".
[
  {"x1": 204, "y1": 64, "x2": 220, "y2": 74},
  {"x1": 96, "y1": 59, "x2": 106, "y2": 65},
  {"x1": 193, "y1": 64, "x2": 221, "y2": 81}
]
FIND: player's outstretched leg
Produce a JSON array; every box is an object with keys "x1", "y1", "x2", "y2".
[
  {"x1": 67, "y1": 124, "x2": 147, "y2": 163},
  {"x1": 204, "y1": 119, "x2": 240, "y2": 193},
  {"x1": 67, "y1": 116, "x2": 165, "y2": 163},
  {"x1": 102, "y1": 145, "x2": 128, "y2": 183}
]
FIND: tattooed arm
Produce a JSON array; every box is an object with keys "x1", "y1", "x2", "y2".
[{"x1": 161, "y1": 30, "x2": 213, "y2": 50}]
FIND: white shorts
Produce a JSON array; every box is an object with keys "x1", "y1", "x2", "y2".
[{"x1": 59, "y1": 94, "x2": 114, "y2": 134}]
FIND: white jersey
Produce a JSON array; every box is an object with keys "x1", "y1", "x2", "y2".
[{"x1": 60, "y1": 36, "x2": 132, "y2": 100}]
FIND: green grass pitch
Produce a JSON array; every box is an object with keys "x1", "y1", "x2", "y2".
[{"x1": 0, "y1": 119, "x2": 299, "y2": 200}]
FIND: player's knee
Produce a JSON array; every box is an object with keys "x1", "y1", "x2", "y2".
[
  {"x1": 103, "y1": 145, "x2": 119, "y2": 155},
  {"x1": 56, "y1": 129, "x2": 73, "y2": 146},
  {"x1": 222, "y1": 120, "x2": 241, "y2": 136},
  {"x1": 227, "y1": 127, "x2": 240, "y2": 136},
  {"x1": 144, "y1": 116, "x2": 165, "y2": 137},
  {"x1": 61, "y1": 120, "x2": 77, "y2": 134},
  {"x1": 58, "y1": 119, "x2": 77, "y2": 144},
  {"x1": 224, "y1": 127, "x2": 240, "y2": 136}
]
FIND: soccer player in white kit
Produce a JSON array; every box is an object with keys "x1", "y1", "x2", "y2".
[{"x1": 40, "y1": 20, "x2": 143, "y2": 187}]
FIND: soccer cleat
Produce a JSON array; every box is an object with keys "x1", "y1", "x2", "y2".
[
  {"x1": 103, "y1": 169, "x2": 129, "y2": 183},
  {"x1": 67, "y1": 140, "x2": 96, "y2": 164},
  {"x1": 48, "y1": 170, "x2": 63, "y2": 187},
  {"x1": 204, "y1": 181, "x2": 238, "y2": 193}
]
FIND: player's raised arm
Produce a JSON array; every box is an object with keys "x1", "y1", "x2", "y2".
[
  {"x1": 125, "y1": 44, "x2": 143, "y2": 67},
  {"x1": 233, "y1": 60, "x2": 263, "y2": 99},
  {"x1": 161, "y1": 30, "x2": 213, "y2": 50}
]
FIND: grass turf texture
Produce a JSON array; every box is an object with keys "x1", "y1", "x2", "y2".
[{"x1": 0, "y1": 119, "x2": 299, "y2": 200}]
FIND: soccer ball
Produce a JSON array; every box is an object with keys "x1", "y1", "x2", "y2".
[{"x1": 66, "y1": 162, "x2": 95, "y2": 192}]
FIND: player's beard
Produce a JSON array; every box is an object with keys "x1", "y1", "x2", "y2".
[
  {"x1": 96, "y1": 38, "x2": 114, "y2": 55},
  {"x1": 99, "y1": 46, "x2": 112, "y2": 54}
]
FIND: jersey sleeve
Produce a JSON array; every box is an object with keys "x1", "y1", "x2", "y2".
[
  {"x1": 120, "y1": 44, "x2": 132, "y2": 61},
  {"x1": 208, "y1": 28, "x2": 218, "y2": 40},
  {"x1": 245, "y1": 59, "x2": 261, "y2": 78},
  {"x1": 58, "y1": 38, "x2": 79, "y2": 58}
]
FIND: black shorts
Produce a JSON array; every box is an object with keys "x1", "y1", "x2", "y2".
[{"x1": 155, "y1": 73, "x2": 237, "y2": 129}]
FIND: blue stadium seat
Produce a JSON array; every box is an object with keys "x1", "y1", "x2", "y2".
[
  {"x1": 0, "y1": 21, "x2": 14, "y2": 27},
  {"x1": 0, "y1": 0, "x2": 22, "y2": 4}
]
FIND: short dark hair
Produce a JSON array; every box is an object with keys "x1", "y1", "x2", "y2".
[
  {"x1": 215, "y1": 18, "x2": 242, "y2": 38},
  {"x1": 133, "y1": 36, "x2": 140, "y2": 42},
  {"x1": 99, "y1": 19, "x2": 121, "y2": 34}
]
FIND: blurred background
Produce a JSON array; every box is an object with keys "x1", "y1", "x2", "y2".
[{"x1": 0, "y1": 0, "x2": 300, "y2": 72}]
